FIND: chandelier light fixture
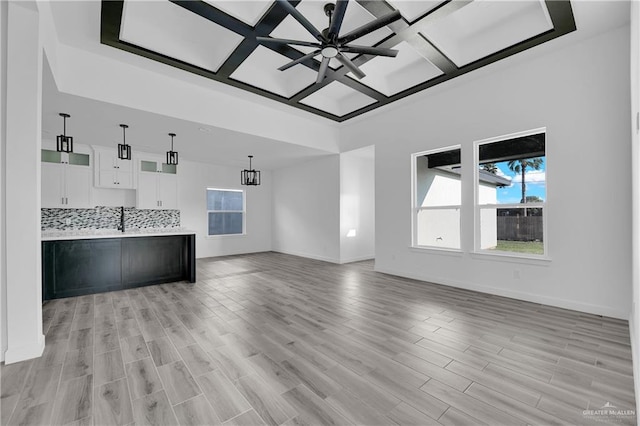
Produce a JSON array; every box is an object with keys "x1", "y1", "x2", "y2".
[
  {"x1": 241, "y1": 155, "x2": 261, "y2": 186},
  {"x1": 166, "y1": 133, "x2": 178, "y2": 165},
  {"x1": 56, "y1": 113, "x2": 73, "y2": 153},
  {"x1": 118, "y1": 124, "x2": 132, "y2": 160}
]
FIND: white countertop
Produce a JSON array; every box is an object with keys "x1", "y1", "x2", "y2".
[{"x1": 42, "y1": 228, "x2": 196, "y2": 241}]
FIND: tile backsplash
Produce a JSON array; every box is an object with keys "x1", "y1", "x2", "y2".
[{"x1": 41, "y1": 207, "x2": 180, "y2": 231}]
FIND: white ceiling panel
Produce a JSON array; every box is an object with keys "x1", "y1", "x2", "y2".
[
  {"x1": 349, "y1": 41, "x2": 443, "y2": 96},
  {"x1": 230, "y1": 46, "x2": 317, "y2": 97},
  {"x1": 420, "y1": 0, "x2": 553, "y2": 67},
  {"x1": 269, "y1": 0, "x2": 394, "y2": 69},
  {"x1": 120, "y1": 0, "x2": 244, "y2": 73},
  {"x1": 386, "y1": 0, "x2": 445, "y2": 23},
  {"x1": 203, "y1": 1, "x2": 274, "y2": 26},
  {"x1": 300, "y1": 81, "x2": 376, "y2": 116}
]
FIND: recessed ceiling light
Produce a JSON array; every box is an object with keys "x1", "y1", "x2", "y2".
[{"x1": 199, "y1": 127, "x2": 212, "y2": 133}]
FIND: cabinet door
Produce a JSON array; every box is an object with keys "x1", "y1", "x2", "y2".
[
  {"x1": 158, "y1": 173, "x2": 178, "y2": 209},
  {"x1": 65, "y1": 166, "x2": 92, "y2": 208},
  {"x1": 137, "y1": 172, "x2": 159, "y2": 209},
  {"x1": 116, "y1": 157, "x2": 133, "y2": 173},
  {"x1": 99, "y1": 170, "x2": 118, "y2": 188},
  {"x1": 42, "y1": 163, "x2": 65, "y2": 207},
  {"x1": 122, "y1": 236, "x2": 185, "y2": 287},
  {"x1": 116, "y1": 170, "x2": 134, "y2": 189},
  {"x1": 43, "y1": 239, "x2": 122, "y2": 299},
  {"x1": 98, "y1": 151, "x2": 116, "y2": 170}
]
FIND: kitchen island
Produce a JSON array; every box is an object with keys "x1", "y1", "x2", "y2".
[{"x1": 42, "y1": 229, "x2": 196, "y2": 300}]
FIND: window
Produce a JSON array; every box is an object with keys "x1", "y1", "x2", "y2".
[
  {"x1": 207, "y1": 188, "x2": 245, "y2": 236},
  {"x1": 412, "y1": 146, "x2": 462, "y2": 250},
  {"x1": 475, "y1": 130, "x2": 546, "y2": 257}
]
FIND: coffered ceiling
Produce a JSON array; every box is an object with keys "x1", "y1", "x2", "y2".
[{"x1": 101, "y1": 0, "x2": 576, "y2": 122}]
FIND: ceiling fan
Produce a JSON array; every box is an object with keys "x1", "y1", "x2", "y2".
[{"x1": 257, "y1": 0, "x2": 402, "y2": 84}]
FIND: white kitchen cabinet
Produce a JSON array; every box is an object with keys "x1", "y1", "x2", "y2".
[
  {"x1": 95, "y1": 148, "x2": 134, "y2": 189},
  {"x1": 137, "y1": 172, "x2": 159, "y2": 209},
  {"x1": 64, "y1": 166, "x2": 92, "y2": 207},
  {"x1": 158, "y1": 173, "x2": 178, "y2": 209},
  {"x1": 41, "y1": 150, "x2": 92, "y2": 208},
  {"x1": 136, "y1": 158, "x2": 178, "y2": 209},
  {"x1": 41, "y1": 163, "x2": 65, "y2": 208}
]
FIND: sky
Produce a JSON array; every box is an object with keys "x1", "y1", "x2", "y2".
[{"x1": 492, "y1": 158, "x2": 546, "y2": 204}]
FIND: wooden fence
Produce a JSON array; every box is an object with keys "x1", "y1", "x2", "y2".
[{"x1": 497, "y1": 216, "x2": 543, "y2": 241}]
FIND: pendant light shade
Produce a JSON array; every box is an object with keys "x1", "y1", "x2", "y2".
[
  {"x1": 166, "y1": 133, "x2": 178, "y2": 165},
  {"x1": 118, "y1": 124, "x2": 132, "y2": 160},
  {"x1": 56, "y1": 113, "x2": 73, "y2": 153},
  {"x1": 241, "y1": 155, "x2": 261, "y2": 186}
]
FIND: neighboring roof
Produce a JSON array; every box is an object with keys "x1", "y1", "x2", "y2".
[
  {"x1": 436, "y1": 167, "x2": 512, "y2": 187},
  {"x1": 478, "y1": 170, "x2": 512, "y2": 187}
]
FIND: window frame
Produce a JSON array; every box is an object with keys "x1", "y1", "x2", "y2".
[
  {"x1": 206, "y1": 187, "x2": 246, "y2": 238},
  {"x1": 473, "y1": 128, "x2": 549, "y2": 260},
  {"x1": 411, "y1": 144, "x2": 463, "y2": 252}
]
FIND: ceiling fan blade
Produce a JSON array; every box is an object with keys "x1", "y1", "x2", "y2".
[
  {"x1": 336, "y1": 53, "x2": 365, "y2": 79},
  {"x1": 256, "y1": 37, "x2": 321, "y2": 48},
  {"x1": 278, "y1": 50, "x2": 321, "y2": 71},
  {"x1": 276, "y1": 0, "x2": 325, "y2": 42},
  {"x1": 316, "y1": 57, "x2": 330, "y2": 84},
  {"x1": 327, "y1": 0, "x2": 348, "y2": 41},
  {"x1": 338, "y1": 9, "x2": 402, "y2": 44},
  {"x1": 340, "y1": 45, "x2": 399, "y2": 57}
]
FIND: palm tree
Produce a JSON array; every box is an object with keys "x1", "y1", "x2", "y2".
[
  {"x1": 481, "y1": 163, "x2": 498, "y2": 174},
  {"x1": 508, "y1": 157, "x2": 543, "y2": 215}
]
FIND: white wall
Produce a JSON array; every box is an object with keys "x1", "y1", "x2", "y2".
[
  {"x1": 0, "y1": 0, "x2": 7, "y2": 363},
  {"x1": 50, "y1": 43, "x2": 340, "y2": 155},
  {"x1": 343, "y1": 25, "x2": 632, "y2": 319},
  {"x1": 4, "y1": 1, "x2": 45, "y2": 363},
  {"x1": 340, "y1": 146, "x2": 375, "y2": 263},
  {"x1": 272, "y1": 155, "x2": 341, "y2": 263},
  {"x1": 178, "y1": 159, "x2": 272, "y2": 259},
  {"x1": 630, "y1": 0, "x2": 640, "y2": 412}
]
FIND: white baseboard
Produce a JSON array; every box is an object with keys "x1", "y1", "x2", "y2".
[
  {"x1": 375, "y1": 266, "x2": 629, "y2": 320},
  {"x1": 339, "y1": 254, "x2": 375, "y2": 264},
  {"x1": 271, "y1": 249, "x2": 340, "y2": 264},
  {"x1": 4, "y1": 333, "x2": 45, "y2": 364},
  {"x1": 630, "y1": 304, "x2": 639, "y2": 414},
  {"x1": 196, "y1": 248, "x2": 271, "y2": 259}
]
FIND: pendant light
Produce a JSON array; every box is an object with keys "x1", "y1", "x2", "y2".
[
  {"x1": 56, "y1": 113, "x2": 73, "y2": 153},
  {"x1": 241, "y1": 155, "x2": 261, "y2": 186},
  {"x1": 118, "y1": 124, "x2": 132, "y2": 160},
  {"x1": 166, "y1": 133, "x2": 178, "y2": 165}
]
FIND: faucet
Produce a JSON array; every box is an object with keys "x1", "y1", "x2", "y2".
[{"x1": 118, "y1": 206, "x2": 125, "y2": 233}]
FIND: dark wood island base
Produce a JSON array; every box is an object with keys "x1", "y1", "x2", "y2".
[{"x1": 42, "y1": 233, "x2": 196, "y2": 300}]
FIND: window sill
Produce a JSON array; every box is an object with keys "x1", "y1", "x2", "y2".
[
  {"x1": 410, "y1": 246, "x2": 463, "y2": 257},
  {"x1": 470, "y1": 250, "x2": 551, "y2": 265},
  {"x1": 205, "y1": 233, "x2": 246, "y2": 239}
]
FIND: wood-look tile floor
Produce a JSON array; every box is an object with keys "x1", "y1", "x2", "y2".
[{"x1": 1, "y1": 252, "x2": 636, "y2": 425}]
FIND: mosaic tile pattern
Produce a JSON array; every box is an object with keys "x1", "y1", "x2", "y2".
[
  {"x1": 126, "y1": 207, "x2": 180, "y2": 229},
  {"x1": 42, "y1": 207, "x2": 180, "y2": 230}
]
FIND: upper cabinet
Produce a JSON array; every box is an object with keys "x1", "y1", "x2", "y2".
[
  {"x1": 94, "y1": 148, "x2": 134, "y2": 189},
  {"x1": 136, "y1": 157, "x2": 178, "y2": 210},
  {"x1": 41, "y1": 149, "x2": 92, "y2": 208},
  {"x1": 39, "y1": 143, "x2": 179, "y2": 210}
]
